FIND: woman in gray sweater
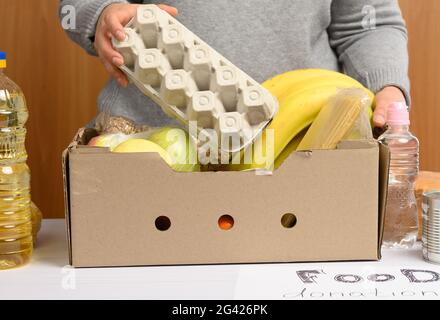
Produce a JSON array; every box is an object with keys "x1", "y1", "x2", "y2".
[{"x1": 60, "y1": 0, "x2": 409, "y2": 128}]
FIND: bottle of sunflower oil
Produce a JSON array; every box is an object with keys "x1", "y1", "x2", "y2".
[{"x1": 0, "y1": 52, "x2": 32, "y2": 269}]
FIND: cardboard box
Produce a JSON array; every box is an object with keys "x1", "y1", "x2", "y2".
[{"x1": 63, "y1": 128, "x2": 389, "y2": 268}]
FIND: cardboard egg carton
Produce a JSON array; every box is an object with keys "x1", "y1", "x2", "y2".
[{"x1": 112, "y1": 5, "x2": 278, "y2": 152}]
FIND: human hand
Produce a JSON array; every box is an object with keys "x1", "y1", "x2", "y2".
[
  {"x1": 373, "y1": 86, "x2": 407, "y2": 128},
  {"x1": 95, "y1": 3, "x2": 178, "y2": 87}
]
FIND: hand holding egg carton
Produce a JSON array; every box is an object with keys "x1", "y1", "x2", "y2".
[{"x1": 112, "y1": 5, "x2": 278, "y2": 153}]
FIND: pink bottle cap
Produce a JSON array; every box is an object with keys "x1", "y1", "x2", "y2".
[{"x1": 387, "y1": 102, "x2": 410, "y2": 126}]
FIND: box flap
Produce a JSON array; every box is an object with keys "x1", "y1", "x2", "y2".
[
  {"x1": 62, "y1": 147, "x2": 72, "y2": 265},
  {"x1": 337, "y1": 139, "x2": 377, "y2": 150},
  {"x1": 378, "y1": 142, "x2": 390, "y2": 259},
  {"x1": 62, "y1": 127, "x2": 100, "y2": 265},
  {"x1": 340, "y1": 139, "x2": 388, "y2": 259},
  {"x1": 73, "y1": 146, "x2": 111, "y2": 154}
]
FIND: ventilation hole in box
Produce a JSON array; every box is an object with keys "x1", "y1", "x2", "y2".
[
  {"x1": 281, "y1": 213, "x2": 297, "y2": 229},
  {"x1": 193, "y1": 39, "x2": 201, "y2": 46},
  {"x1": 168, "y1": 19, "x2": 174, "y2": 25},
  {"x1": 155, "y1": 216, "x2": 171, "y2": 231},
  {"x1": 219, "y1": 60, "x2": 228, "y2": 67},
  {"x1": 218, "y1": 215, "x2": 234, "y2": 230},
  {"x1": 246, "y1": 80, "x2": 254, "y2": 87}
]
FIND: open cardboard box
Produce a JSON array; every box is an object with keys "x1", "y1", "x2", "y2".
[{"x1": 62, "y1": 128, "x2": 389, "y2": 268}]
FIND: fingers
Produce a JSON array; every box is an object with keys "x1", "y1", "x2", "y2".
[
  {"x1": 373, "y1": 86, "x2": 406, "y2": 128},
  {"x1": 373, "y1": 104, "x2": 387, "y2": 128},
  {"x1": 94, "y1": 3, "x2": 177, "y2": 87},
  {"x1": 158, "y1": 4, "x2": 178, "y2": 16},
  {"x1": 104, "y1": 14, "x2": 126, "y2": 41},
  {"x1": 95, "y1": 32, "x2": 128, "y2": 87},
  {"x1": 95, "y1": 31, "x2": 123, "y2": 66},
  {"x1": 95, "y1": 4, "x2": 138, "y2": 87},
  {"x1": 100, "y1": 57, "x2": 128, "y2": 87}
]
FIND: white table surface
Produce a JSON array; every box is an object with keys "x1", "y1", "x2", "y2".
[{"x1": 1, "y1": 219, "x2": 439, "y2": 300}]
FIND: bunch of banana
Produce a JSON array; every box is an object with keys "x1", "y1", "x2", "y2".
[{"x1": 228, "y1": 69, "x2": 375, "y2": 171}]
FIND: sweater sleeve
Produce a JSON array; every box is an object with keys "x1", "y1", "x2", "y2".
[
  {"x1": 58, "y1": 0, "x2": 128, "y2": 56},
  {"x1": 328, "y1": 0, "x2": 411, "y2": 105}
]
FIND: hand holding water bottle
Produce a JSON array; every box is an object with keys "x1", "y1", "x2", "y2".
[{"x1": 379, "y1": 102, "x2": 420, "y2": 248}]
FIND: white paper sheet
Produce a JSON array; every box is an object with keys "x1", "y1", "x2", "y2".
[{"x1": 234, "y1": 246, "x2": 440, "y2": 300}]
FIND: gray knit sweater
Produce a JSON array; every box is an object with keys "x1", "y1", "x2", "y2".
[{"x1": 59, "y1": 0, "x2": 410, "y2": 127}]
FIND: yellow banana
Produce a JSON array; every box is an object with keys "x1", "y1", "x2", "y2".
[
  {"x1": 274, "y1": 127, "x2": 308, "y2": 170},
  {"x1": 277, "y1": 76, "x2": 371, "y2": 106},
  {"x1": 228, "y1": 85, "x2": 347, "y2": 171},
  {"x1": 265, "y1": 70, "x2": 374, "y2": 161},
  {"x1": 270, "y1": 85, "x2": 360, "y2": 160},
  {"x1": 263, "y1": 69, "x2": 344, "y2": 98},
  {"x1": 224, "y1": 69, "x2": 376, "y2": 171}
]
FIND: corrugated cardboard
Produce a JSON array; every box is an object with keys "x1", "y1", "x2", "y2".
[{"x1": 63, "y1": 128, "x2": 389, "y2": 268}]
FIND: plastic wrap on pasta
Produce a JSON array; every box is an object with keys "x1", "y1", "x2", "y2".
[
  {"x1": 343, "y1": 90, "x2": 374, "y2": 141},
  {"x1": 297, "y1": 88, "x2": 373, "y2": 151}
]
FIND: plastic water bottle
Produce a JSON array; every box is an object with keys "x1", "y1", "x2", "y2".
[
  {"x1": 0, "y1": 52, "x2": 32, "y2": 269},
  {"x1": 379, "y1": 102, "x2": 419, "y2": 249}
]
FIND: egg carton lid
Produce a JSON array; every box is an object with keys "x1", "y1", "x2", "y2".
[{"x1": 113, "y1": 5, "x2": 278, "y2": 153}]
